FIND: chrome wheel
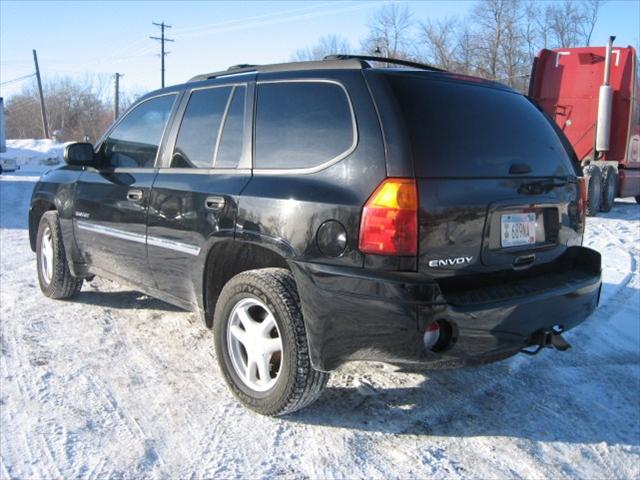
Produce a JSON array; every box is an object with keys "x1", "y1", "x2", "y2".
[
  {"x1": 40, "y1": 225, "x2": 54, "y2": 284},
  {"x1": 226, "y1": 298, "x2": 283, "y2": 392}
]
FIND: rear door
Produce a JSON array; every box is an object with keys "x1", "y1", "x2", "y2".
[
  {"x1": 74, "y1": 93, "x2": 179, "y2": 287},
  {"x1": 146, "y1": 80, "x2": 252, "y2": 304},
  {"x1": 377, "y1": 72, "x2": 582, "y2": 277}
]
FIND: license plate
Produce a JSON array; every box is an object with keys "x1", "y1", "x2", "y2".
[{"x1": 501, "y1": 213, "x2": 536, "y2": 247}]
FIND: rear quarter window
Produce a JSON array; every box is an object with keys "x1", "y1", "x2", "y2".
[
  {"x1": 254, "y1": 81, "x2": 354, "y2": 170},
  {"x1": 387, "y1": 75, "x2": 575, "y2": 177}
]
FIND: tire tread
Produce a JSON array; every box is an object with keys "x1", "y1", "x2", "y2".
[
  {"x1": 37, "y1": 211, "x2": 83, "y2": 299},
  {"x1": 214, "y1": 268, "x2": 329, "y2": 416}
]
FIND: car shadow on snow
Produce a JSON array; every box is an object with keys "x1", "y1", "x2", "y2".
[
  {"x1": 75, "y1": 289, "x2": 183, "y2": 312},
  {"x1": 285, "y1": 347, "x2": 639, "y2": 446}
]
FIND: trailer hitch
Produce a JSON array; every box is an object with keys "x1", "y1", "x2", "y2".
[{"x1": 521, "y1": 327, "x2": 571, "y2": 355}]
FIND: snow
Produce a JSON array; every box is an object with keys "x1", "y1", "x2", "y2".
[
  {"x1": 0, "y1": 139, "x2": 66, "y2": 173},
  {"x1": 1, "y1": 159, "x2": 639, "y2": 478}
]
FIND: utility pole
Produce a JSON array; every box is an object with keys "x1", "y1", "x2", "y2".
[
  {"x1": 114, "y1": 73, "x2": 123, "y2": 120},
  {"x1": 150, "y1": 21, "x2": 174, "y2": 88},
  {"x1": 32, "y1": 49, "x2": 49, "y2": 138}
]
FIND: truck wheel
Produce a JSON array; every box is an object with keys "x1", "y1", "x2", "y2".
[
  {"x1": 213, "y1": 268, "x2": 329, "y2": 416},
  {"x1": 600, "y1": 166, "x2": 617, "y2": 213},
  {"x1": 636, "y1": 196, "x2": 640, "y2": 204},
  {"x1": 583, "y1": 164, "x2": 602, "y2": 216},
  {"x1": 36, "y1": 211, "x2": 83, "y2": 299}
]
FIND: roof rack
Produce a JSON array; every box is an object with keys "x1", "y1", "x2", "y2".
[
  {"x1": 323, "y1": 54, "x2": 446, "y2": 72},
  {"x1": 188, "y1": 58, "x2": 366, "y2": 82},
  {"x1": 187, "y1": 54, "x2": 445, "y2": 83}
]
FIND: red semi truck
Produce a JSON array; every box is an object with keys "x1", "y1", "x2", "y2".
[{"x1": 529, "y1": 36, "x2": 640, "y2": 214}]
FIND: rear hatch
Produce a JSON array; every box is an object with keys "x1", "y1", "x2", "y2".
[{"x1": 383, "y1": 71, "x2": 583, "y2": 278}]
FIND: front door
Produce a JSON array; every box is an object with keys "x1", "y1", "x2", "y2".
[
  {"x1": 74, "y1": 93, "x2": 179, "y2": 289},
  {"x1": 146, "y1": 82, "x2": 252, "y2": 304}
]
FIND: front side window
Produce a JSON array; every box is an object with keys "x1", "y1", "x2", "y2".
[
  {"x1": 103, "y1": 94, "x2": 176, "y2": 168},
  {"x1": 171, "y1": 87, "x2": 231, "y2": 168},
  {"x1": 254, "y1": 82, "x2": 354, "y2": 170}
]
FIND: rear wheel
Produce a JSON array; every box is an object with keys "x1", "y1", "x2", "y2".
[
  {"x1": 213, "y1": 268, "x2": 329, "y2": 416},
  {"x1": 583, "y1": 164, "x2": 602, "y2": 216},
  {"x1": 36, "y1": 211, "x2": 83, "y2": 299},
  {"x1": 600, "y1": 165, "x2": 617, "y2": 213}
]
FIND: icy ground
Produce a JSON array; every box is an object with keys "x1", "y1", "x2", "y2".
[{"x1": 1, "y1": 168, "x2": 639, "y2": 478}]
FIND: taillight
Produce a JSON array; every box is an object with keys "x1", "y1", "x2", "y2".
[
  {"x1": 577, "y1": 177, "x2": 588, "y2": 219},
  {"x1": 358, "y1": 178, "x2": 418, "y2": 256}
]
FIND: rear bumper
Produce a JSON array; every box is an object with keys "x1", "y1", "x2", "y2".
[{"x1": 291, "y1": 247, "x2": 601, "y2": 371}]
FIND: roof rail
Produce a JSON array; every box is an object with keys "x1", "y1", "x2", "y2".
[
  {"x1": 188, "y1": 58, "x2": 366, "y2": 82},
  {"x1": 227, "y1": 64, "x2": 257, "y2": 71},
  {"x1": 323, "y1": 54, "x2": 446, "y2": 72}
]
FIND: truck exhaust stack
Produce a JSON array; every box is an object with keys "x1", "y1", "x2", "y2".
[{"x1": 596, "y1": 36, "x2": 616, "y2": 153}]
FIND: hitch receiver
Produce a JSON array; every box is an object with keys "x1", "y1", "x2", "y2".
[{"x1": 521, "y1": 327, "x2": 571, "y2": 356}]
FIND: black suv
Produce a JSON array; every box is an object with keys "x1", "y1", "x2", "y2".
[{"x1": 29, "y1": 56, "x2": 602, "y2": 415}]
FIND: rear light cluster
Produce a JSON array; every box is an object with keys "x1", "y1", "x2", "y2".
[{"x1": 358, "y1": 178, "x2": 418, "y2": 256}]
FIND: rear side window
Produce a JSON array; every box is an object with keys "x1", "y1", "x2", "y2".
[
  {"x1": 386, "y1": 75, "x2": 575, "y2": 177},
  {"x1": 255, "y1": 82, "x2": 354, "y2": 170},
  {"x1": 215, "y1": 85, "x2": 246, "y2": 169},
  {"x1": 103, "y1": 94, "x2": 176, "y2": 168},
  {"x1": 172, "y1": 87, "x2": 231, "y2": 168}
]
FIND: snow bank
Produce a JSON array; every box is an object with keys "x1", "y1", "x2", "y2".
[{"x1": 0, "y1": 139, "x2": 67, "y2": 172}]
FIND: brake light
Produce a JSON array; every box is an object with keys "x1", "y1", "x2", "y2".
[
  {"x1": 359, "y1": 178, "x2": 418, "y2": 256},
  {"x1": 577, "y1": 177, "x2": 588, "y2": 219}
]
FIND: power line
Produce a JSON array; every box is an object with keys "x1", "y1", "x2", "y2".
[
  {"x1": 150, "y1": 21, "x2": 174, "y2": 89},
  {"x1": 0, "y1": 73, "x2": 35, "y2": 87}
]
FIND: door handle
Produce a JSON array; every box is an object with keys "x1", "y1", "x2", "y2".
[
  {"x1": 127, "y1": 189, "x2": 143, "y2": 202},
  {"x1": 205, "y1": 196, "x2": 225, "y2": 210}
]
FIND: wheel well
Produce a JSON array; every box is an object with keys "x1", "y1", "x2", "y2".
[
  {"x1": 203, "y1": 241, "x2": 290, "y2": 328},
  {"x1": 29, "y1": 200, "x2": 56, "y2": 251}
]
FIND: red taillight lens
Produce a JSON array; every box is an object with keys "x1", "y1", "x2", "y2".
[
  {"x1": 577, "y1": 177, "x2": 588, "y2": 219},
  {"x1": 358, "y1": 178, "x2": 418, "y2": 256}
]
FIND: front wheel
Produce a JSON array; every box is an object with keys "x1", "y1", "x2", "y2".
[
  {"x1": 213, "y1": 268, "x2": 329, "y2": 416},
  {"x1": 36, "y1": 211, "x2": 83, "y2": 299}
]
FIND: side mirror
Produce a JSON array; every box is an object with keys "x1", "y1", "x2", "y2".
[{"x1": 64, "y1": 142, "x2": 98, "y2": 167}]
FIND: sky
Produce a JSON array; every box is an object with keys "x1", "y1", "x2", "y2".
[{"x1": 1, "y1": 0, "x2": 639, "y2": 99}]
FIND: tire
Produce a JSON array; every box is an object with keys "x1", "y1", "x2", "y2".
[
  {"x1": 635, "y1": 196, "x2": 640, "y2": 204},
  {"x1": 583, "y1": 164, "x2": 602, "y2": 217},
  {"x1": 600, "y1": 165, "x2": 617, "y2": 213},
  {"x1": 36, "y1": 211, "x2": 83, "y2": 299},
  {"x1": 213, "y1": 268, "x2": 329, "y2": 416}
]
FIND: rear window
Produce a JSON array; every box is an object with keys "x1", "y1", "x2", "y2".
[{"x1": 386, "y1": 75, "x2": 575, "y2": 177}]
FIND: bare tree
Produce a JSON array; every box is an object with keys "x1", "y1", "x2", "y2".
[
  {"x1": 580, "y1": 0, "x2": 604, "y2": 45},
  {"x1": 361, "y1": 3, "x2": 415, "y2": 59},
  {"x1": 5, "y1": 77, "x2": 115, "y2": 142},
  {"x1": 471, "y1": 0, "x2": 511, "y2": 79},
  {"x1": 455, "y1": 25, "x2": 478, "y2": 76},
  {"x1": 291, "y1": 35, "x2": 351, "y2": 61},
  {"x1": 418, "y1": 17, "x2": 460, "y2": 70}
]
